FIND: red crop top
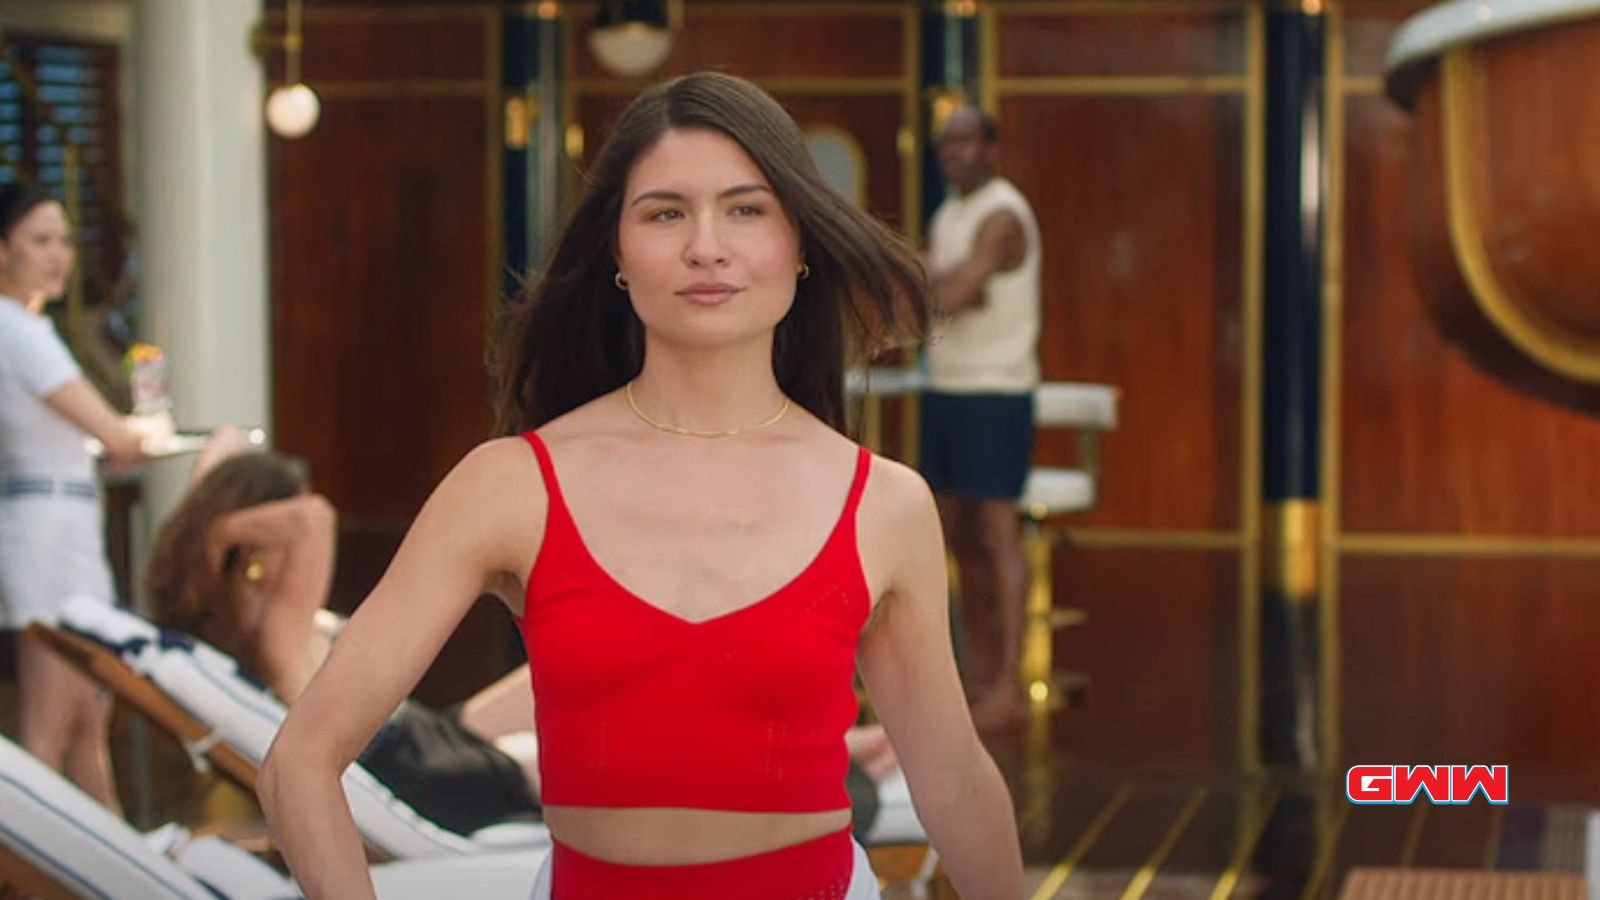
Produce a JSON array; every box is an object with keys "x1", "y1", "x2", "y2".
[{"x1": 515, "y1": 431, "x2": 873, "y2": 812}]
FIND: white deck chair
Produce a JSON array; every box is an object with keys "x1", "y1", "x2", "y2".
[
  {"x1": 48, "y1": 600, "x2": 927, "y2": 856},
  {"x1": 44, "y1": 598, "x2": 549, "y2": 860},
  {"x1": 0, "y1": 732, "x2": 545, "y2": 900}
]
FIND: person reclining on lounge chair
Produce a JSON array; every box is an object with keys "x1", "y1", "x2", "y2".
[
  {"x1": 0, "y1": 730, "x2": 546, "y2": 899},
  {"x1": 143, "y1": 429, "x2": 901, "y2": 839}
]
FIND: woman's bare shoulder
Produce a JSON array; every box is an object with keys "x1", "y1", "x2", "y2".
[{"x1": 861, "y1": 452, "x2": 938, "y2": 525}]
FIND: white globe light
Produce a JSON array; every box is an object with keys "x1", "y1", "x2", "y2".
[
  {"x1": 588, "y1": 23, "x2": 674, "y2": 78},
  {"x1": 266, "y1": 83, "x2": 321, "y2": 139}
]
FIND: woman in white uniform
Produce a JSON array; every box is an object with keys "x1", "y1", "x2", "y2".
[{"x1": 0, "y1": 184, "x2": 150, "y2": 810}]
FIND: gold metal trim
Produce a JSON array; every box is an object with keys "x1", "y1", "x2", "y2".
[
  {"x1": 684, "y1": 3, "x2": 906, "y2": 18},
  {"x1": 509, "y1": 1, "x2": 565, "y2": 18},
  {"x1": 1297, "y1": 801, "x2": 1350, "y2": 900},
  {"x1": 981, "y1": 2, "x2": 999, "y2": 114},
  {"x1": 1321, "y1": 0, "x2": 1347, "y2": 775},
  {"x1": 901, "y1": 4, "x2": 922, "y2": 242},
  {"x1": 1397, "y1": 803, "x2": 1428, "y2": 867},
  {"x1": 1442, "y1": 50, "x2": 1600, "y2": 383},
  {"x1": 996, "y1": 0, "x2": 1246, "y2": 12},
  {"x1": 1239, "y1": 0, "x2": 1267, "y2": 775},
  {"x1": 1482, "y1": 805, "x2": 1504, "y2": 868},
  {"x1": 1061, "y1": 529, "x2": 1246, "y2": 550},
  {"x1": 1208, "y1": 787, "x2": 1283, "y2": 900},
  {"x1": 486, "y1": 8, "x2": 503, "y2": 338},
  {"x1": 264, "y1": 6, "x2": 490, "y2": 23},
  {"x1": 1343, "y1": 75, "x2": 1383, "y2": 94},
  {"x1": 1338, "y1": 533, "x2": 1600, "y2": 559},
  {"x1": 569, "y1": 77, "x2": 907, "y2": 96},
  {"x1": 1029, "y1": 785, "x2": 1134, "y2": 900},
  {"x1": 1263, "y1": 499, "x2": 1320, "y2": 597},
  {"x1": 941, "y1": 1, "x2": 980, "y2": 17},
  {"x1": 994, "y1": 76, "x2": 1249, "y2": 95},
  {"x1": 1120, "y1": 788, "x2": 1209, "y2": 900},
  {"x1": 310, "y1": 81, "x2": 493, "y2": 98}
]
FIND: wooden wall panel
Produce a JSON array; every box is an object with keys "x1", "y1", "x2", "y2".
[
  {"x1": 997, "y1": 11, "x2": 1245, "y2": 78},
  {"x1": 1051, "y1": 547, "x2": 1240, "y2": 770},
  {"x1": 269, "y1": 7, "x2": 509, "y2": 699},
  {"x1": 1003, "y1": 95, "x2": 1244, "y2": 530},
  {"x1": 1339, "y1": 556, "x2": 1600, "y2": 802},
  {"x1": 1339, "y1": 92, "x2": 1600, "y2": 535},
  {"x1": 574, "y1": 92, "x2": 906, "y2": 229},
  {"x1": 570, "y1": 5, "x2": 905, "y2": 82},
  {"x1": 272, "y1": 94, "x2": 495, "y2": 521}
]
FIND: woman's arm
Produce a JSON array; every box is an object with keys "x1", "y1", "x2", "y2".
[
  {"x1": 43, "y1": 378, "x2": 148, "y2": 464},
  {"x1": 258, "y1": 438, "x2": 544, "y2": 899},
  {"x1": 857, "y1": 459, "x2": 1025, "y2": 899}
]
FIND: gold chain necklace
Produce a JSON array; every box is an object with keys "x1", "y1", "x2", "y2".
[{"x1": 624, "y1": 380, "x2": 790, "y2": 438}]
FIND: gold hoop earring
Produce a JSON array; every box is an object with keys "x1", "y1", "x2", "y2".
[
  {"x1": 796, "y1": 263, "x2": 810, "y2": 281},
  {"x1": 614, "y1": 272, "x2": 629, "y2": 291}
]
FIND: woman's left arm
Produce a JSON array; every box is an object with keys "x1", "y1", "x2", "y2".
[{"x1": 856, "y1": 458, "x2": 1025, "y2": 899}]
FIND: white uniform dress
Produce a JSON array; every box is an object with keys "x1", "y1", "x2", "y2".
[{"x1": 0, "y1": 296, "x2": 115, "y2": 629}]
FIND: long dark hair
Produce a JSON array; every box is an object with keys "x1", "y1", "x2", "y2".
[
  {"x1": 145, "y1": 453, "x2": 307, "y2": 674},
  {"x1": 0, "y1": 183, "x2": 59, "y2": 241},
  {"x1": 493, "y1": 71, "x2": 926, "y2": 434}
]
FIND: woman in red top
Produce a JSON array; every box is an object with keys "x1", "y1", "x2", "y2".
[{"x1": 261, "y1": 72, "x2": 1024, "y2": 898}]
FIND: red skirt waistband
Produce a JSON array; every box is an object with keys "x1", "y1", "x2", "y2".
[{"x1": 548, "y1": 826, "x2": 856, "y2": 899}]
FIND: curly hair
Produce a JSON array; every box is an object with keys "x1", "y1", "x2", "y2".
[{"x1": 144, "y1": 453, "x2": 307, "y2": 670}]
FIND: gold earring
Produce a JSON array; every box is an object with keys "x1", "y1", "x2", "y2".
[
  {"x1": 797, "y1": 263, "x2": 810, "y2": 281},
  {"x1": 615, "y1": 272, "x2": 629, "y2": 290}
]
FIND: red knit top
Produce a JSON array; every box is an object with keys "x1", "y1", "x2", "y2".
[{"x1": 515, "y1": 431, "x2": 872, "y2": 812}]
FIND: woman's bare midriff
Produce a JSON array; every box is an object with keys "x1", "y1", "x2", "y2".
[{"x1": 542, "y1": 805, "x2": 852, "y2": 865}]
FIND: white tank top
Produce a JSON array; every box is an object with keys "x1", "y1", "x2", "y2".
[{"x1": 925, "y1": 176, "x2": 1041, "y2": 394}]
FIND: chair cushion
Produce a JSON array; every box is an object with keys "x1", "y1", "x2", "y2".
[
  {"x1": 1019, "y1": 468, "x2": 1095, "y2": 517},
  {"x1": 1034, "y1": 382, "x2": 1118, "y2": 430},
  {"x1": 0, "y1": 734, "x2": 215, "y2": 899},
  {"x1": 56, "y1": 598, "x2": 550, "y2": 859}
]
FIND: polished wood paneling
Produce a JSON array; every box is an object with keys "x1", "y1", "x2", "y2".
[
  {"x1": 570, "y1": 4, "x2": 905, "y2": 82},
  {"x1": 1050, "y1": 546, "x2": 1239, "y2": 770},
  {"x1": 997, "y1": 10, "x2": 1245, "y2": 78},
  {"x1": 272, "y1": 93, "x2": 494, "y2": 520},
  {"x1": 1342, "y1": 3, "x2": 1432, "y2": 78},
  {"x1": 573, "y1": 91, "x2": 907, "y2": 228},
  {"x1": 1002, "y1": 96, "x2": 1244, "y2": 530},
  {"x1": 293, "y1": 19, "x2": 490, "y2": 83},
  {"x1": 1340, "y1": 92, "x2": 1600, "y2": 535},
  {"x1": 1338, "y1": 556, "x2": 1600, "y2": 803}
]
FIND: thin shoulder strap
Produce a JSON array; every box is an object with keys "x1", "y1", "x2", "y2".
[
  {"x1": 842, "y1": 446, "x2": 872, "y2": 515},
  {"x1": 520, "y1": 430, "x2": 568, "y2": 514}
]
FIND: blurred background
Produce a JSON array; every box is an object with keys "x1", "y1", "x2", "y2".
[{"x1": 2, "y1": 0, "x2": 1598, "y2": 896}]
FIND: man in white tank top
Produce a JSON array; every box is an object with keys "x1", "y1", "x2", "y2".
[{"x1": 921, "y1": 107, "x2": 1041, "y2": 731}]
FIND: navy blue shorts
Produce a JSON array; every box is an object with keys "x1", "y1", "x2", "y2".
[{"x1": 919, "y1": 391, "x2": 1035, "y2": 500}]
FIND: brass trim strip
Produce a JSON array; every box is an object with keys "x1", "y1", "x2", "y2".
[
  {"x1": 1060, "y1": 529, "x2": 1246, "y2": 550},
  {"x1": 994, "y1": 76, "x2": 1249, "y2": 95},
  {"x1": 1321, "y1": 0, "x2": 1348, "y2": 773},
  {"x1": 995, "y1": 1, "x2": 1248, "y2": 13},
  {"x1": 569, "y1": 77, "x2": 906, "y2": 96},
  {"x1": 1209, "y1": 787, "x2": 1284, "y2": 900},
  {"x1": 311, "y1": 81, "x2": 493, "y2": 98},
  {"x1": 1442, "y1": 50, "x2": 1600, "y2": 383},
  {"x1": 1239, "y1": 0, "x2": 1267, "y2": 775},
  {"x1": 1119, "y1": 787, "x2": 1210, "y2": 900},
  {"x1": 1297, "y1": 802, "x2": 1351, "y2": 900},
  {"x1": 1343, "y1": 75, "x2": 1383, "y2": 94},
  {"x1": 485, "y1": 8, "x2": 503, "y2": 343},
  {"x1": 1482, "y1": 805, "x2": 1503, "y2": 869},
  {"x1": 1398, "y1": 802, "x2": 1429, "y2": 867},
  {"x1": 1029, "y1": 785, "x2": 1135, "y2": 900},
  {"x1": 1264, "y1": 499, "x2": 1321, "y2": 596},
  {"x1": 686, "y1": 3, "x2": 907, "y2": 18},
  {"x1": 901, "y1": 4, "x2": 922, "y2": 241},
  {"x1": 981, "y1": 2, "x2": 999, "y2": 113},
  {"x1": 1338, "y1": 533, "x2": 1600, "y2": 559},
  {"x1": 264, "y1": 6, "x2": 492, "y2": 23}
]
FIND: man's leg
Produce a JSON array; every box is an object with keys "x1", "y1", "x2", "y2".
[
  {"x1": 938, "y1": 495, "x2": 995, "y2": 698},
  {"x1": 967, "y1": 497, "x2": 1030, "y2": 730},
  {"x1": 18, "y1": 632, "x2": 121, "y2": 812}
]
